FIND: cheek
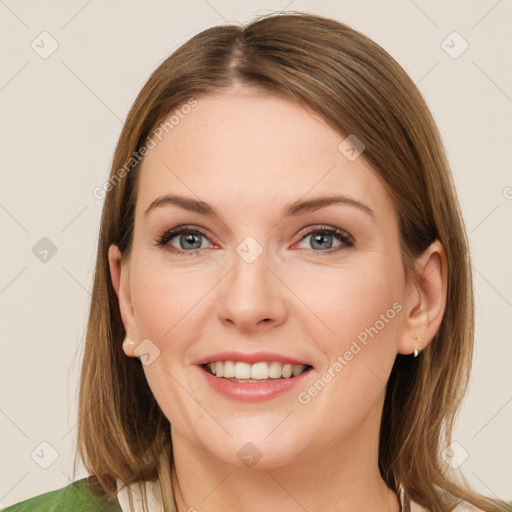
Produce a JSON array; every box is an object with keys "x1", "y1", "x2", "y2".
[
  {"x1": 128, "y1": 260, "x2": 213, "y2": 425},
  {"x1": 130, "y1": 271, "x2": 175, "y2": 340},
  {"x1": 290, "y1": 259, "x2": 404, "y2": 355},
  {"x1": 129, "y1": 255, "x2": 216, "y2": 362},
  {"x1": 291, "y1": 264, "x2": 404, "y2": 436},
  {"x1": 290, "y1": 263, "x2": 405, "y2": 419}
]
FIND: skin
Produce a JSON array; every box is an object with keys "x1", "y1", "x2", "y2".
[{"x1": 109, "y1": 91, "x2": 447, "y2": 512}]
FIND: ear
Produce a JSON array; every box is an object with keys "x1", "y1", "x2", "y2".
[
  {"x1": 108, "y1": 244, "x2": 137, "y2": 357},
  {"x1": 397, "y1": 240, "x2": 448, "y2": 356}
]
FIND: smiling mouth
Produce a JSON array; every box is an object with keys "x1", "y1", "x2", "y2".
[{"x1": 202, "y1": 361, "x2": 313, "y2": 382}]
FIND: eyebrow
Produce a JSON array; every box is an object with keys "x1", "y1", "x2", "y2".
[{"x1": 144, "y1": 193, "x2": 375, "y2": 220}]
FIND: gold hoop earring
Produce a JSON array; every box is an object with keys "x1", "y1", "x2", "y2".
[{"x1": 413, "y1": 334, "x2": 422, "y2": 357}]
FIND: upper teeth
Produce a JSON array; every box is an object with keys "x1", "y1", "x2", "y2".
[{"x1": 207, "y1": 361, "x2": 307, "y2": 380}]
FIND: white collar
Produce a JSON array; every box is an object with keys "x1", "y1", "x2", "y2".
[
  {"x1": 116, "y1": 478, "x2": 164, "y2": 512},
  {"x1": 114, "y1": 478, "x2": 433, "y2": 512}
]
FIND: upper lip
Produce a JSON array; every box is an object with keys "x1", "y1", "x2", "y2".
[{"x1": 196, "y1": 351, "x2": 312, "y2": 366}]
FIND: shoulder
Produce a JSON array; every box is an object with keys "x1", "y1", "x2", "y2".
[
  {"x1": 1, "y1": 477, "x2": 122, "y2": 512},
  {"x1": 411, "y1": 499, "x2": 487, "y2": 512},
  {"x1": 411, "y1": 498, "x2": 512, "y2": 512},
  {"x1": 410, "y1": 499, "x2": 430, "y2": 512}
]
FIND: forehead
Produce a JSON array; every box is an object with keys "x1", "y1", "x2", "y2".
[{"x1": 136, "y1": 92, "x2": 391, "y2": 221}]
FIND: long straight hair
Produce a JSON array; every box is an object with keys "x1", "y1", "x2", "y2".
[{"x1": 76, "y1": 12, "x2": 508, "y2": 512}]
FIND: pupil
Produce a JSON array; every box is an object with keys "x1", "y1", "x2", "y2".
[
  {"x1": 312, "y1": 233, "x2": 332, "y2": 250},
  {"x1": 181, "y1": 233, "x2": 201, "y2": 249}
]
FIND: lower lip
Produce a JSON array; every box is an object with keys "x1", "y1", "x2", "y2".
[{"x1": 198, "y1": 365, "x2": 312, "y2": 402}]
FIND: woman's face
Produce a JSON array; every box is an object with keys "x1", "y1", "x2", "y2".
[{"x1": 111, "y1": 91, "x2": 413, "y2": 468}]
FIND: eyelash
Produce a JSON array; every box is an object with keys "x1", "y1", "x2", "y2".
[{"x1": 153, "y1": 225, "x2": 354, "y2": 257}]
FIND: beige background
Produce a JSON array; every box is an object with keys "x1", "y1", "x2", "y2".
[{"x1": 1, "y1": 0, "x2": 511, "y2": 507}]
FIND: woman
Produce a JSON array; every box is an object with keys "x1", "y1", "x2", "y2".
[{"x1": 3, "y1": 11, "x2": 509, "y2": 512}]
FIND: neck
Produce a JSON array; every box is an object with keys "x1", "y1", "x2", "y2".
[{"x1": 169, "y1": 393, "x2": 400, "y2": 512}]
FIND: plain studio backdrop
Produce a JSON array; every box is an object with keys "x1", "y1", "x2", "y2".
[{"x1": 0, "y1": 0, "x2": 511, "y2": 508}]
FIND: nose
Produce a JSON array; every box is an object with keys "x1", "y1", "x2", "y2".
[{"x1": 217, "y1": 245, "x2": 287, "y2": 334}]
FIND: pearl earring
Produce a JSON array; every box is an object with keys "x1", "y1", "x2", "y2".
[{"x1": 122, "y1": 331, "x2": 135, "y2": 352}]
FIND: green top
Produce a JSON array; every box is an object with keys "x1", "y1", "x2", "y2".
[
  {"x1": 3, "y1": 479, "x2": 511, "y2": 512},
  {"x1": 1, "y1": 478, "x2": 122, "y2": 512}
]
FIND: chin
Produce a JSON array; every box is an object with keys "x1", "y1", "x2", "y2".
[{"x1": 196, "y1": 423, "x2": 309, "y2": 470}]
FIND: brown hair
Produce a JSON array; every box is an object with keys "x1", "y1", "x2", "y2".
[{"x1": 76, "y1": 12, "x2": 508, "y2": 512}]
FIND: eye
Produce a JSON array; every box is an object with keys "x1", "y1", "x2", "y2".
[
  {"x1": 154, "y1": 226, "x2": 212, "y2": 256},
  {"x1": 154, "y1": 224, "x2": 354, "y2": 257},
  {"x1": 295, "y1": 225, "x2": 354, "y2": 253}
]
